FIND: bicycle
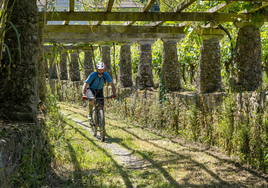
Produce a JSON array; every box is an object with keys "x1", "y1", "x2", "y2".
[{"x1": 86, "y1": 95, "x2": 113, "y2": 141}]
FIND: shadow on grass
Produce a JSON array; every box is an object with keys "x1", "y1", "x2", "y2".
[
  {"x1": 66, "y1": 142, "x2": 83, "y2": 183},
  {"x1": 66, "y1": 122, "x2": 134, "y2": 188},
  {"x1": 113, "y1": 115, "x2": 268, "y2": 183},
  {"x1": 108, "y1": 124, "x2": 245, "y2": 187},
  {"x1": 62, "y1": 106, "x2": 231, "y2": 186},
  {"x1": 164, "y1": 133, "x2": 268, "y2": 182},
  {"x1": 61, "y1": 105, "x2": 267, "y2": 186}
]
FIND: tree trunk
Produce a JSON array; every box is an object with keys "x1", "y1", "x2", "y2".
[{"x1": 0, "y1": 0, "x2": 39, "y2": 122}]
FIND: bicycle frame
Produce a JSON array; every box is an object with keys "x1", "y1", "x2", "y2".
[{"x1": 86, "y1": 95, "x2": 113, "y2": 141}]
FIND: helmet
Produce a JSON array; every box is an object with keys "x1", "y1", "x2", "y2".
[{"x1": 96, "y1": 62, "x2": 106, "y2": 69}]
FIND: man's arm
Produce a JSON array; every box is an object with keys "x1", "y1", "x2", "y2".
[
  {"x1": 82, "y1": 83, "x2": 89, "y2": 96},
  {"x1": 109, "y1": 81, "x2": 116, "y2": 95}
]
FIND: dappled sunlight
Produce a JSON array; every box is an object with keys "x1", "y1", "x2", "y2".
[{"x1": 55, "y1": 102, "x2": 268, "y2": 187}]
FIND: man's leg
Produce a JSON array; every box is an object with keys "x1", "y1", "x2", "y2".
[
  {"x1": 87, "y1": 89, "x2": 96, "y2": 119},
  {"x1": 89, "y1": 101, "x2": 94, "y2": 118}
]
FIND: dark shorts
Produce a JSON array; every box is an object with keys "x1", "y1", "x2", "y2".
[{"x1": 86, "y1": 88, "x2": 104, "y2": 106}]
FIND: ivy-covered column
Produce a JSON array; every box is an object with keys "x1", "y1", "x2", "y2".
[
  {"x1": 137, "y1": 40, "x2": 155, "y2": 89},
  {"x1": 118, "y1": 42, "x2": 133, "y2": 87},
  {"x1": 196, "y1": 29, "x2": 224, "y2": 93},
  {"x1": 49, "y1": 54, "x2": 58, "y2": 79},
  {"x1": 101, "y1": 44, "x2": 113, "y2": 78},
  {"x1": 233, "y1": 22, "x2": 263, "y2": 91},
  {"x1": 59, "y1": 51, "x2": 68, "y2": 80},
  {"x1": 83, "y1": 50, "x2": 94, "y2": 80},
  {"x1": 69, "y1": 52, "x2": 81, "y2": 81},
  {"x1": 0, "y1": 0, "x2": 39, "y2": 121},
  {"x1": 162, "y1": 38, "x2": 183, "y2": 91}
]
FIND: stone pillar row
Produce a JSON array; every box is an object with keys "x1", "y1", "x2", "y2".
[{"x1": 43, "y1": 24, "x2": 263, "y2": 93}]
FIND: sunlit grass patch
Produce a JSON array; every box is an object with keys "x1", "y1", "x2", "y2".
[
  {"x1": 51, "y1": 107, "x2": 130, "y2": 187},
  {"x1": 56, "y1": 101, "x2": 268, "y2": 187}
]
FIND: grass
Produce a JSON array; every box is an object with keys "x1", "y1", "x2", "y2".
[
  {"x1": 43, "y1": 101, "x2": 268, "y2": 187},
  {"x1": 52, "y1": 106, "x2": 129, "y2": 187}
]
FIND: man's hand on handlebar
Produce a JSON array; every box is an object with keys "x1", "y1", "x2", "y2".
[{"x1": 82, "y1": 94, "x2": 87, "y2": 100}]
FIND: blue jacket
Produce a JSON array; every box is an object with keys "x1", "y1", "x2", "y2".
[{"x1": 85, "y1": 72, "x2": 112, "y2": 90}]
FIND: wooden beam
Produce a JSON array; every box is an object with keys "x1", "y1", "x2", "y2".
[
  {"x1": 174, "y1": 0, "x2": 197, "y2": 12},
  {"x1": 39, "y1": 12, "x2": 251, "y2": 22},
  {"x1": 125, "y1": 0, "x2": 157, "y2": 27},
  {"x1": 203, "y1": 1, "x2": 235, "y2": 27},
  {"x1": 206, "y1": 1, "x2": 236, "y2": 13},
  {"x1": 105, "y1": 0, "x2": 115, "y2": 12},
  {"x1": 43, "y1": 25, "x2": 185, "y2": 34},
  {"x1": 65, "y1": 0, "x2": 75, "y2": 25},
  {"x1": 43, "y1": 45, "x2": 98, "y2": 52},
  {"x1": 97, "y1": 0, "x2": 116, "y2": 26},
  {"x1": 70, "y1": 0, "x2": 75, "y2": 12},
  {"x1": 43, "y1": 32, "x2": 185, "y2": 43},
  {"x1": 143, "y1": 0, "x2": 157, "y2": 12},
  {"x1": 147, "y1": 1, "x2": 233, "y2": 28}
]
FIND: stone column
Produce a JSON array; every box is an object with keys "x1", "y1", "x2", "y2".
[
  {"x1": 38, "y1": 26, "x2": 46, "y2": 104},
  {"x1": 196, "y1": 29, "x2": 224, "y2": 93},
  {"x1": 49, "y1": 54, "x2": 58, "y2": 79},
  {"x1": 233, "y1": 22, "x2": 263, "y2": 91},
  {"x1": 118, "y1": 42, "x2": 133, "y2": 87},
  {"x1": 69, "y1": 52, "x2": 81, "y2": 81},
  {"x1": 101, "y1": 44, "x2": 113, "y2": 78},
  {"x1": 83, "y1": 50, "x2": 94, "y2": 80},
  {"x1": 162, "y1": 38, "x2": 183, "y2": 91},
  {"x1": 59, "y1": 51, "x2": 68, "y2": 80},
  {"x1": 137, "y1": 40, "x2": 155, "y2": 89}
]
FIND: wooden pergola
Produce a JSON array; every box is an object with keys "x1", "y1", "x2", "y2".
[{"x1": 39, "y1": 0, "x2": 268, "y2": 44}]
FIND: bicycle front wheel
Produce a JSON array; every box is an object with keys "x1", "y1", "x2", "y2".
[
  {"x1": 91, "y1": 117, "x2": 97, "y2": 137},
  {"x1": 97, "y1": 109, "x2": 105, "y2": 142}
]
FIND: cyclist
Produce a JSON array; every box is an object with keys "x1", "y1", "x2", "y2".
[{"x1": 82, "y1": 62, "x2": 116, "y2": 120}]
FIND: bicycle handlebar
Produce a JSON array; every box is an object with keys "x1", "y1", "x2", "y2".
[{"x1": 86, "y1": 95, "x2": 113, "y2": 100}]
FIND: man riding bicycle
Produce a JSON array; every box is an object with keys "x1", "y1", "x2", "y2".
[{"x1": 82, "y1": 62, "x2": 117, "y2": 120}]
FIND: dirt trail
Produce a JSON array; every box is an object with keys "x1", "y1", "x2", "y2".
[
  {"x1": 71, "y1": 117, "x2": 150, "y2": 170},
  {"x1": 57, "y1": 103, "x2": 268, "y2": 188}
]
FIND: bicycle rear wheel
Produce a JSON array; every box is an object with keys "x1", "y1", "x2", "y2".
[{"x1": 97, "y1": 109, "x2": 105, "y2": 142}]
